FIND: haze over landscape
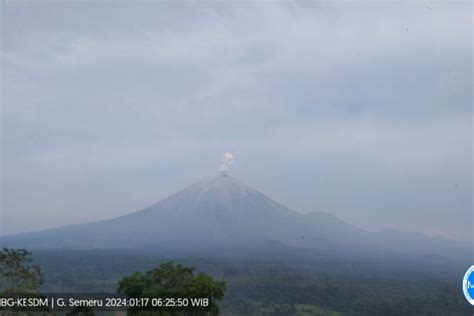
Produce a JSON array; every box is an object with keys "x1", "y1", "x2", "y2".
[
  {"x1": 1, "y1": 2, "x2": 473, "y2": 315},
  {"x1": 2, "y1": 168, "x2": 471, "y2": 264},
  {"x1": 2, "y1": 162, "x2": 472, "y2": 314},
  {"x1": 1, "y1": 1, "x2": 472, "y2": 245}
]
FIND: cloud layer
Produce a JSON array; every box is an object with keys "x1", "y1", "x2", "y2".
[{"x1": 1, "y1": 1, "x2": 472, "y2": 242}]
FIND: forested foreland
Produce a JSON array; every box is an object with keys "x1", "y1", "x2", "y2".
[{"x1": 29, "y1": 250, "x2": 472, "y2": 316}]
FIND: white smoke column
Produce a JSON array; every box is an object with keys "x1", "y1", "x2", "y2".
[{"x1": 218, "y1": 153, "x2": 234, "y2": 174}]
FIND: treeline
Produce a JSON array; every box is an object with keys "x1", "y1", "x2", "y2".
[
  {"x1": 30, "y1": 250, "x2": 472, "y2": 315},
  {"x1": 0, "y1": 248, "x2": 226, "y2": 315},
  {"x1": 220, "y1": 266, "x2": 470, "y2": 315}
]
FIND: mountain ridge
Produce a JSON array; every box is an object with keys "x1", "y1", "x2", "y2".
[{"x1": 1, "y1": 174, "x2": 471, "y2": 263}]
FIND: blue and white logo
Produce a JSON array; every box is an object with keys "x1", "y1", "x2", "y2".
[{"x1": 463, "y1": 265, "x2": 474, "y2": 305}]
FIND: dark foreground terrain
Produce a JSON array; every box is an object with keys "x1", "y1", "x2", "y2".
[{"x1": 32, "y1": 249, "x2": 472, "y2": 316}]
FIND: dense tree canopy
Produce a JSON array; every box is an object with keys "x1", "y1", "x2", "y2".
[
  {"x1": 0, "y1": 248, "x2": 44, "y2": 293},
  {"x1": 118, "y1": 262, "x2": 225, "y2": 315}
]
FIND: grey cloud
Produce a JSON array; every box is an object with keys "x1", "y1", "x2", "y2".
[{"x1": 1, "y1": 1, "x2": 472, "y2": 242}]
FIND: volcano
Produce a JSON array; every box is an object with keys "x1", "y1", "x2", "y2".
[
  {"x1": 1, "y1": 174, "x2": 471, "y2": 261},
  {"x1": 1, "y1": 175, "x2": 347, "y2": 250}
]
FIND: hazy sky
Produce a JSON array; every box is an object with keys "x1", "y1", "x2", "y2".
[{"x1": 1, "y1": 1, "x2": 472, "y2": 242}]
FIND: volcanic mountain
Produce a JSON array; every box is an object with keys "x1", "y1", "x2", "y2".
[{"x1": 1, "y1": 174, "x2": 470, "y2": 261}]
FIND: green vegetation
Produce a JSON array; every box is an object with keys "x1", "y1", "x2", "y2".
[
  {"x1": 118, "y1": 261, "x2": 225, "y2": 315},
  {"x1": 0, "y1": 248, "x2": 44, "y2": 293},
  {"x1": 29, "y1": 250, "x2": 472, "y2": 315},
  {"x1": 0, "y1": 248, "x2": 49, "y2": 314}
]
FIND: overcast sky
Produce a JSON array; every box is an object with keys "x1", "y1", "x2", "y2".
[{"x1": 1, "y1": 1, "x2": 472, "y2": 242}]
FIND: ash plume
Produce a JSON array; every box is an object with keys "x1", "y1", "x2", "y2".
[{"x1": 218, "y1": 153, "x2": 234, "y2": 174}]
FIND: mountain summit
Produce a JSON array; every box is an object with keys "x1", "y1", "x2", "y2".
[
  {"x1": 1, "y1": 174, "x2": 341, "y2": 250},
  {"x1": 1, "y1": 174, "x2": 470, "y2": 262}
]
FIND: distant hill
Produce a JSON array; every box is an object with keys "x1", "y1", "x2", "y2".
[{"x1": 2, "y1": 174, "x2": 471, "y2": 263}]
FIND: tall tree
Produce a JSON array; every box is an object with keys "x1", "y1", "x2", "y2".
[
  {"x1": 0, "y1": 248, "x2": 44, "y2": 293},
  {"x1": 118, "y1": 262, "x2": 225, "y2": 315}
]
